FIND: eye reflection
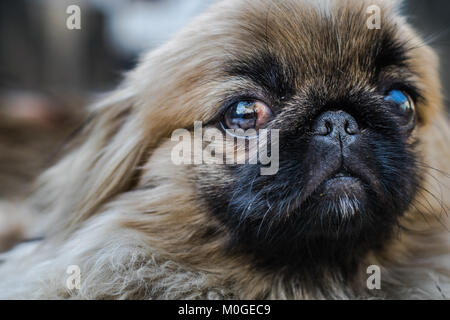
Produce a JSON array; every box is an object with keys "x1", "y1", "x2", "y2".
[
  {"x1": 384, "y1": 90, "x2": 415, "y2": 114},
  {"x1": 223, "y1": 100, "x2": 273, "y2": 132}
]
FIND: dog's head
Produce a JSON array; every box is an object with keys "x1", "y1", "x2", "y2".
[{"x1": 41, "y1": 0, "x2": 444, "y2": 288}]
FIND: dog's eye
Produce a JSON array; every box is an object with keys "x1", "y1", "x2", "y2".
[
  {"x1": 384, "y1": 90, "x2": 415, "y2": 116},
  {"x1": 222, "y1": 100, "x2": 272, "y2": 131}
]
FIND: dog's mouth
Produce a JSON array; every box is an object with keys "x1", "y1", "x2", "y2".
[
  {"x1": 296, "y1": 167, "x2": 368, "y2": 218},
  {"x1": 321, "y1": 170, "x2": 362, "y2": 189},
  {"x1": 300, "y1": 166, "x2": 365, "y2": 197},
  {"x1": 316, "y1": 172, "x2": 364, "y2": 200}
]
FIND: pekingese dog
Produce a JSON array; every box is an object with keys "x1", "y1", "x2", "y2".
[{"x1": 0, "y1": 0, "x2": 449, "y2": 299}]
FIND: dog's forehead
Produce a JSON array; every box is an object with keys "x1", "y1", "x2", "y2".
[{"x1": 223, "y1": 0, "x2": 407, "y2": 97}]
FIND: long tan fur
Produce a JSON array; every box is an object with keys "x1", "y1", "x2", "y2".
[{"x1": 0, "y1": 0, "x2": 448, "y2": 299}]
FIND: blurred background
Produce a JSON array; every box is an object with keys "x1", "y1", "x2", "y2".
[{"x1": 0, "y1": 0, "x2": 449, "y2": 198}]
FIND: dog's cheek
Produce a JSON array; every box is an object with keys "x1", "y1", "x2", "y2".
[{"x1": 133, "y1": 139, "x2": 236, "y2": 256}]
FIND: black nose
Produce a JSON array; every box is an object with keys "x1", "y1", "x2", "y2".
[{"x1": 312, "y1": 111, "x2": 359, "y2": 145}]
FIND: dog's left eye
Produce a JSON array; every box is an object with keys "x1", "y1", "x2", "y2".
[
  {"x1": 222, "y1": 100, "x2": 272, "y2": 131},
  {"x1": 384, "y1": 90, "x2": 415, "y2": 115}
]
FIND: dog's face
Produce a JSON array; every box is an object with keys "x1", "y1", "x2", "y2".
[
  {"x1": 152, "y1": 0, "x2": 439, "y2": 278},
  {"x1": 54, "y1": 0, "x2": 441, "y2": 289}
]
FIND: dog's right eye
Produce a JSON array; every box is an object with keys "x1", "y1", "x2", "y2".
[
  {"x1": 222, "y1": 100, "x2": 272, "y2": 131},
  {"x1": 384, "y1": 89, "x2": 416, "y2": 131}
]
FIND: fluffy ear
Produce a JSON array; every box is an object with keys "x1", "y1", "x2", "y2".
[
  {"x1": 31, "y1": 41, "x2": 220, "y2": 233},
  {"x1": 29, "y1": 0, "x2": 238, "y2": 233},
  {"x1": 30, "y1": 87, "x2": 148, "y2": 232}
]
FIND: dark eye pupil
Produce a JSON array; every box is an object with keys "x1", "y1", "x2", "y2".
[
  {"x1": 222, "y1": 99, "x2": 272, "y2": 133},
  {"x1": 384, "y1": 90, "x2": 416, "y2": 131},
  {"x1": 226, "y1": 101, "x2": 257, "y2": 130},
  {"x1": 385, "y1": 90, "x2": 413, "y2": 113}
]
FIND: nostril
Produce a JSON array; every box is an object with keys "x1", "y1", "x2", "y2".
[
  {"x1": 325, "y1": 121, "x2": 332, "y2": 135},
  {"x1": 315, "y1": 119, "x2": 332, "y2": 136},
  {"x1": 313, "y1": 111, "x2": 359, "y2": 137},
  {"x1": 344, "y1": 119, "x2": 359, "y2": 135},
  {"x1": 325, "y1": 121, "x2": 333, "y2": 134},
  {"x1": 344, "y1": 120, "x2": 350, "y2": 134}
]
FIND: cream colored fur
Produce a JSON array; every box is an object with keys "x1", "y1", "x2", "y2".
[{"x1": 0, "y1": 0, "x2": 448, "y2": 299}]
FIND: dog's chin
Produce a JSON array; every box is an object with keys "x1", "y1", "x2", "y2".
[
  {"x1": 201, "y1": 161, "x2": 407, "y2": 275},
  {"x1": 311, "y1": 175, "x2": 366, "y2": 217},
  {"x1": 287, "y1": 174, "x2": 368, "y2": 237}
]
